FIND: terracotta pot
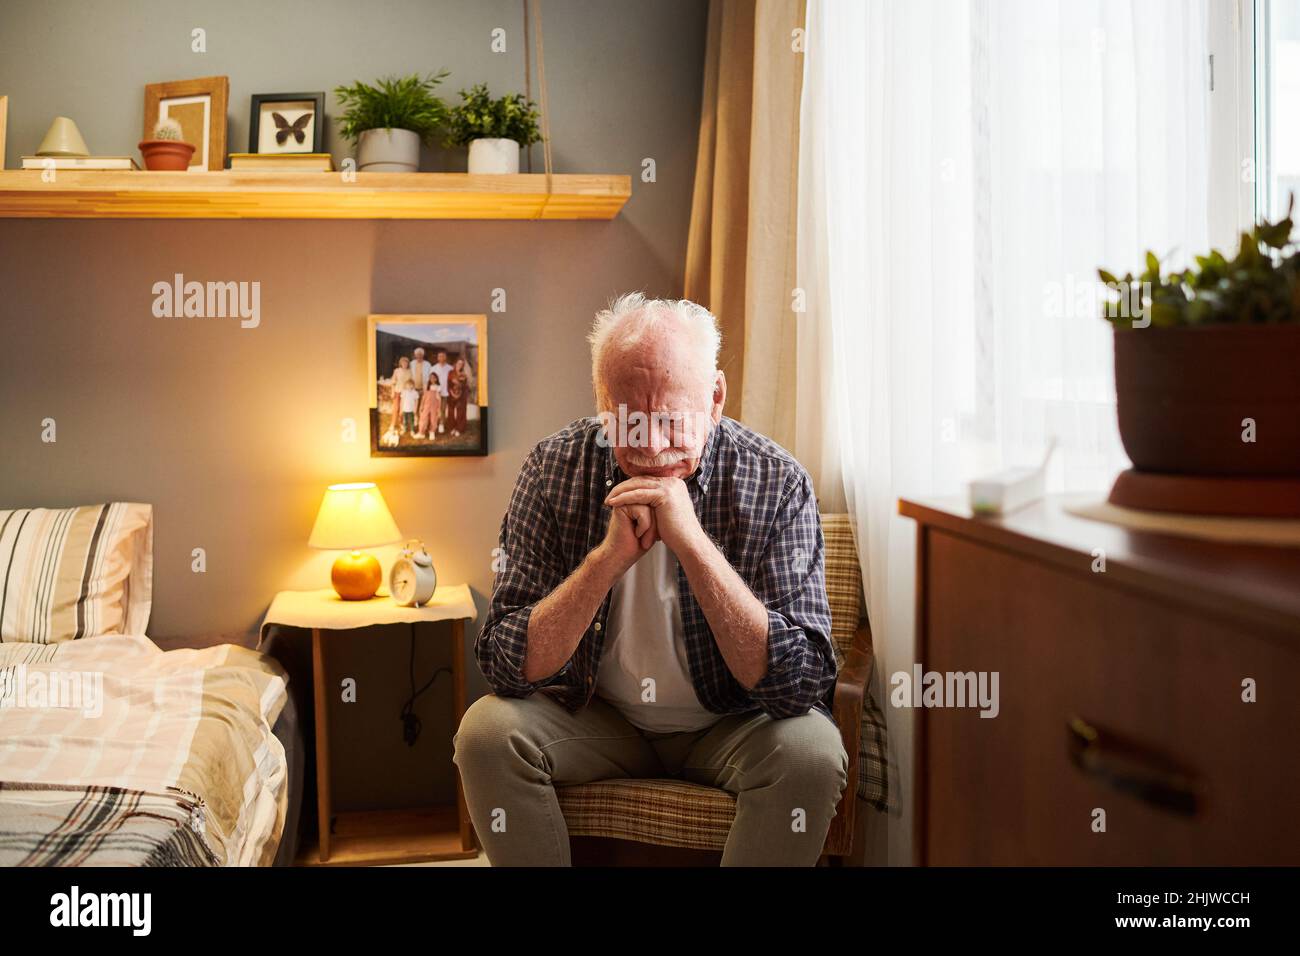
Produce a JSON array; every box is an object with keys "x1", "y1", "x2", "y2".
[
  {"x1": 1113, "y1": 323, "x2": 1300, "y2": 476},
  {"x1": 138, "y1": 139, "x2": 196, "y2": 171}
]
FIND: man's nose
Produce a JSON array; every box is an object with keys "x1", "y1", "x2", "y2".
[{"x1": 646, "y1": 414, "x2": 671, "y2": 455}]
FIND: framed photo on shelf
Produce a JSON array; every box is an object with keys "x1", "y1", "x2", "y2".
[
  {"x1": 248, "y1": 92, "x2": 325, "y2": 154},
  {"x1": 143, "y1": 76, "x2": 229, "y2": 170},
  {"x1": 0, "y1": 96, "x2": 7, "y2": 169},
  {"x1": 367, "y1": 314, "x2": 489, "y2": 458}
]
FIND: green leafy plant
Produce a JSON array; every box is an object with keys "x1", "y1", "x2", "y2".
[
  {"x1": 334, "y1": 71, "x2": 451, "y2": 145},
  {"x1": 1099, "y1": 198, "x2": 1299, "y2": 328},
  {"x1": 443, "y1": 83, "x2": 542, "y2": 147},
  {"x1": 151, "y1": 117, "x2": 184, "y2": 141}
]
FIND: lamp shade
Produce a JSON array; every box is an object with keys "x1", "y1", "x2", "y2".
[{"x1": 308, "y1": 482, "x2": 402, "y2": 550}]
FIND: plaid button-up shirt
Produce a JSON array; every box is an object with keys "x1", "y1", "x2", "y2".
[{"x1": 477, "y1": 414, "x2": 838, "y2": 721}]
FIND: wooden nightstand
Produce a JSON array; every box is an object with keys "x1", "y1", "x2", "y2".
[{"x1": 259, "y1": 586, "x2": 479, "y2": 866}]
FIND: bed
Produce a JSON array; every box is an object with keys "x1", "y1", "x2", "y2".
[{"x1": 0, "y1": 502, "x2": 303, "y2": 866}]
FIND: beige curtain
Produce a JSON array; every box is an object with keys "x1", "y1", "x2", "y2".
[
  {"x1": 684, "y1": 0, "x2": 805, "y2": 449},
  {"x1": 681, "y1": 0, "x2": 842, "y2": 509}
]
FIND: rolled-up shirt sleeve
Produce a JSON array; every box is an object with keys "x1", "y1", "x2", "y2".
[
  {"x1": 476, "y1": 449, "x2": 571, "y2": 697},
  {"x1": 747, "y1": 469, "x2": 838, "y2": 719}
]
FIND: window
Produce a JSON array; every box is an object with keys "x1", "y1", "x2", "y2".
[
  {"x1": 1209, "y1": 0, "x2": 1300, "y2": 243},
  {"x1": 1256, "y1": 0, "x2": 1300, "y2": 220}
]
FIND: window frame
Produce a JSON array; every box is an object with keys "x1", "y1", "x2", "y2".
[{"x1": 1207, "y1": 0, "x2": 1258, "y2": 247}]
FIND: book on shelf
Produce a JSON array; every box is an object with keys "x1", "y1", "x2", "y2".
[
  {"x1": 21, "y1": 156, "x2": 140, "y2": 170},
  {"x1": 228, "y1": 153, "x2": 335, "y2": 172}
]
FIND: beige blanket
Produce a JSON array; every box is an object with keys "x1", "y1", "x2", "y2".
[{"x1": 0, "y1": 634, "x2": 288, "y2": 866}]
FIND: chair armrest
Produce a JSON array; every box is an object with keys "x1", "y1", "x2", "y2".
[{"x1": 823, "y1": 620, "x2": 874, "y2": 858}]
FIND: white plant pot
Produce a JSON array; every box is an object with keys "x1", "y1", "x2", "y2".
[
  {"x1": 467, "y1": 138, "x2": 521, "y2": 174},
  {"x1": 356, "y1": 127, "x2": 420, "y2": 172}
]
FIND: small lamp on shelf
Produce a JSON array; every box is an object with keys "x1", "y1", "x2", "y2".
[{"x1": 308, "y1": 482, "x2": 401, "y2": 600}]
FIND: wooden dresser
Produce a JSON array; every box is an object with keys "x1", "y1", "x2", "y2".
[{"x1": 899, "y1": 496, "x2": 1300, "y2": 865}]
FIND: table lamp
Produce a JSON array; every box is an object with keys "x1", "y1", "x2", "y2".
[{"x1": 308, "y1": 482, "x2": 402, "y2": 600}]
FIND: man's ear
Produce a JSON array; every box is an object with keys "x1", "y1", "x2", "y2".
[{"x1": 712, "y1": 370, "x2": 726, "y2": 421}]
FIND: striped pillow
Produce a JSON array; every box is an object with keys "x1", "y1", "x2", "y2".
[{"x1": 0, "y1": 503, "x2": 153, "y2": 643}]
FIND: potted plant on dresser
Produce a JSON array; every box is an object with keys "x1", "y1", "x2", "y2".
[
  {"x1": 1100, "y1": 200, "x2": 1300, "y2": 516},
  {"x1": 334, "y1": 71, "x2": 449, "y2": 172},
  {"x1": 444, "y1": 83, "x2": 542, "y2": 174}
]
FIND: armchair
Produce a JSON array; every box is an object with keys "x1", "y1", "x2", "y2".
[{"x1": 556, "y1": 513, "x2": 876, "y2": 865}]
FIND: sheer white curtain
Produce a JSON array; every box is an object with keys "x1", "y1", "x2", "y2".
[{"x1": 798, "y1": 0, "x2": 1210, "y2": 864}]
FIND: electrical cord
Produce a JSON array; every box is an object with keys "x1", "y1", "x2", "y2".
[{"x1": 401, "y1": 624, "x2": 451, "y2": 747}]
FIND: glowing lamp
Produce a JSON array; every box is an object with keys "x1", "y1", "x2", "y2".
[{"x1": 308, "y1": 482, "x2": 402, "y2": 600}]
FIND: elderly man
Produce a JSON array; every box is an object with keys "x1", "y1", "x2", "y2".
[
  {"x1": 453, "y1": 294, "x2": 846, "y2": 866},
  {"x1": 409, "y1": 347, "x2": 432, "y2": 391}
]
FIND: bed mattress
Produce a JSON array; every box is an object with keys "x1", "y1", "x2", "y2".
[{"x1": 0, "y1": 634, "x2": 290, "y2": 866}]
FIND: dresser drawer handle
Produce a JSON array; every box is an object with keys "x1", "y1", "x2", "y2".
[{"x1": 1066, "y1": 716, "x2": 1201, "y2": 816}]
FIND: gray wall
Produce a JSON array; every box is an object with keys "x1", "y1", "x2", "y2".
[{"x1": 0, "y1": 0, "x2": 707, "y2": 808}]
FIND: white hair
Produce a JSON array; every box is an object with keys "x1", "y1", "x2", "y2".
[{"x1": 588, "y1": 293, "x2": 721, "y2": 404}]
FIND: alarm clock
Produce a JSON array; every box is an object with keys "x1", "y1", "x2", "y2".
[{"x1": 389, "y1": 540, "x2": 437, "y2": 607}]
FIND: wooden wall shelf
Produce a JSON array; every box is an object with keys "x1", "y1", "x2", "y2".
[{"x1": 0, "y1": 170, "x2": 631, "y2": 220}]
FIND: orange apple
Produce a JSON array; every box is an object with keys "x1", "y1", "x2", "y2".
[{"x1": 331, "y1": 551, "x2": 381, "y2": 600}]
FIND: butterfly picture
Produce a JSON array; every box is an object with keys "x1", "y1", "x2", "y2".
[
  {"x1": 250, "y1": 94, "x2": 324, "y2": 154},
  {"x1": 272, "y1": 111, "x2": 312, "y2": 145}
]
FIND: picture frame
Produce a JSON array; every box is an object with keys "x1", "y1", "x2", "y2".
[
  {"x1": 143, "y1": 76, "x2": 229, "y2": 171},
  {"x1": 248, "y1": 92, "x2": 325, "y2": 155},
  {"x1": 367, "y1": 314, "x2": 489, "y2": 458},
  {"x1": 0, "y1": 96, "x2": 7, "y2": 169}
]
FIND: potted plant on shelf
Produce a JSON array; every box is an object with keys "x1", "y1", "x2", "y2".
[
  {"x1": 334, "y1": 71, "x2": 450, "y2": 173},
  {"x1": 444, "y1": 83, "x2": 542, "y2": 174},
  {"x1": 138, "y1": 117, "x2": 195, "y2": 171},
  {"x1": 1099, "y1": 200, "x2": 1300, "y2": 504}
]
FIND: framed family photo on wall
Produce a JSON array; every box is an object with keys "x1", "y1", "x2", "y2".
[{"x1": 367, "y1": 314, "x2": 488, "y2": 457}]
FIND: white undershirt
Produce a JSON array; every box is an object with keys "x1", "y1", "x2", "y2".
[{"x1": 595, "y1": 540, "x2": 721, "y2": 733}]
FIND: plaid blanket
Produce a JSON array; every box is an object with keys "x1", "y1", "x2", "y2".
[
  {"x1": 858, "y1": 686, "x2": 895, "y2": 813},
  {"x1": 0, "y1": 782, "x2": 219, "y2": 866},
  {"x1": 0, "y1": 635, "x2": 288, "y2": 866}
]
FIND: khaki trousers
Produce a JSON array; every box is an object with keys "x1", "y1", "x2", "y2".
[{"x1": 452, "y1": 691, "x2": 848, "y2": 866}]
